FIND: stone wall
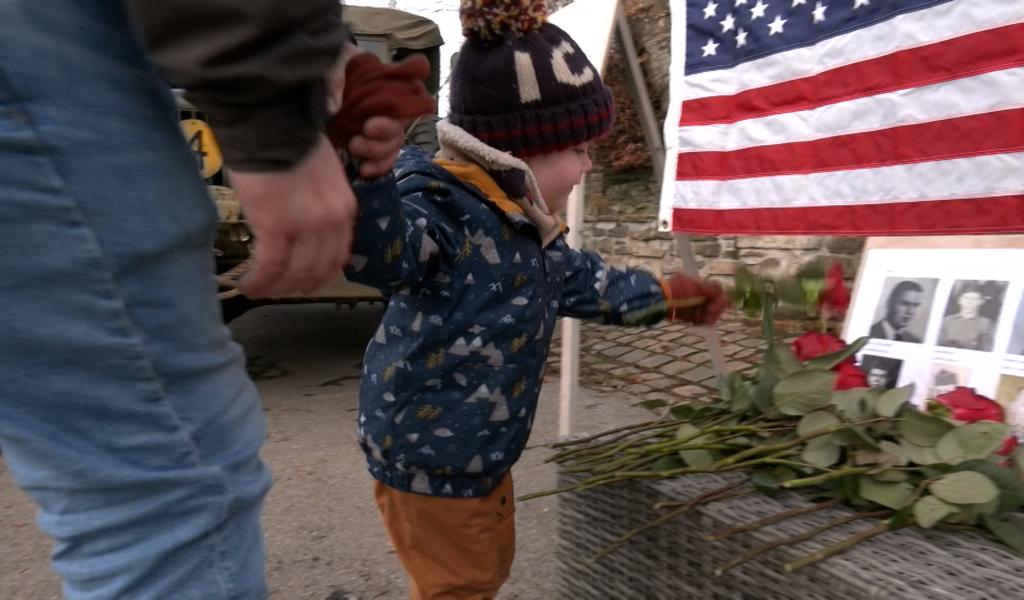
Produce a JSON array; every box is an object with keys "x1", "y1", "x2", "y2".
[
  {"x1": 581, "y1": 219, "x2": 865, "y2": 282},
  {"x1": 583, "y1": 0, "x2": 865, "y2": 284}
]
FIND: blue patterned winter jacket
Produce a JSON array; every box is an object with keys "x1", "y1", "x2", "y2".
[{"x1": 346, "y1": 145, "x2": 669, "y2": 497}]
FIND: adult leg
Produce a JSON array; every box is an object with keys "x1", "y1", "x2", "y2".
[{"x1": 0, "y1": 2, "x2": 270, "y2": 598}]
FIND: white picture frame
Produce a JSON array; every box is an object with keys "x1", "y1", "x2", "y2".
[{"x1": 843, "y1": 236, "x2": 1024, "y2": 412}]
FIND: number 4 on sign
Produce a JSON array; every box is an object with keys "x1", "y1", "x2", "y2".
[{"x1": 179, "y1": 118, "x2": 224, "y2": 179}]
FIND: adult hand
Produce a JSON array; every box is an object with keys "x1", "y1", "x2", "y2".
[
  {"x1": 662, "y1": 274, "x2": 728, "y2": 325},
  {"x1": 228, "y1": 134, "x2": 356, "y2": 298}
]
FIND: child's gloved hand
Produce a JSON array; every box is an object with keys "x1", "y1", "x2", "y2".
[
  {"x1": 326, "y1": 52, "x2": 436, "y2": 176},
  {"x1": 661, "y1": 273, "x2": 728, "y2": 325}
]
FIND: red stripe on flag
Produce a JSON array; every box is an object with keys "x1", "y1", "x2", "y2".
[
  {"x1": 670, "y1": 195, "x2": 1024, "y2": 235},
  {"x1": 676, "y1": 108, "x2": 1024, "y2": 180},
  {"x1": 679, "y1": 23, "x2": 1024, "y2": 127}
]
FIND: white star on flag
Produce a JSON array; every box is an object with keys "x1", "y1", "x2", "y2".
[
  {"x1": 720, "y1": 12, "x2": 736, "y2": 33},
  {"x1": 735, "y1": 0, "x2": 749, "y2": 4},
  {"x1": 768, "y1": 14, "x2": 787, "y2": 35},
  {"x1": 736, "y1": 27, "x2": 749, "y2": 47},
  {"x1": 702, "y1": 37, "x2": 720, "y2": 56},
  {"x1": 813, "y1": 1, "x2": 828, "y2": 22},
  {"x1": 703, "y1": 0, "x2": 718, "y2": 18},
  {"x1": 750, "y1": 0, "x2": 769, "y2": 20},
  {"x1": 792, "y1": 0, "x2": 808, "y2": 5},
  {"x1": 853, "y1": 0, "x2": 870, "y2": 8}
]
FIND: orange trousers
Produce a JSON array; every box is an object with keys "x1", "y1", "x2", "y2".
[{"x1": 373, "y1": 474, "x2": 516, "y2": 600}]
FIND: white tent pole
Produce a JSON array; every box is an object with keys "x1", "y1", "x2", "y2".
[
  {"x1": 559, "y1": 184, "x2": 584, "y2": 438},
  {"x1": 552, "y1": 0, "x2": 619, "y2": 438}
]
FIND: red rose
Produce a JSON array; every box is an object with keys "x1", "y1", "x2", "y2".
[
  {"x1": 792, "y1": 332, "x2": 845, "y2": 361},
  {"x1": 935, "y1": 387, "x2": 1004, "y2": 423},
  {"x1": 819, "y1": 263, "x2": 851, "y2": 314},
  {"x1": 792, "y1": 332, "x2": 868, "y2": 390},
  {"x1": 996, "y1": 435, "x2": 1019, "y2": 456},
  {"x1": 835, "y1": 360, "x2": 869, "y2": 390}
]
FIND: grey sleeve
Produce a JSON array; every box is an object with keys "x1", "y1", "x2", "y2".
[{"x1": 123, "y1": 0, "x2": 349, "y2": 171}]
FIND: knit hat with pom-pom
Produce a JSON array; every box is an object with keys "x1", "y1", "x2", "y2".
[{"x1": 449, "y1": 0, "x2": 614, "y2": 157}]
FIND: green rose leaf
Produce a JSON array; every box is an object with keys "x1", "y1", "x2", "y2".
[
  {"x1": 1014, "y1": 446, "x2": 1024, "y2": 480},
  {"x1": 773, "y1": 369, "x2": 838, "y2": 416},
  {"x1": 720, "y1": 374, "x2": 753, "y2": 413},
  {"x1": 953, "y1": 460, "x2": 1024, "y2": 513},
  {"x1": 833, "y1": 388, "x2": 874, "y2": 422},
  {"x1": 899, "y1": 438, "x2": 942, "y2": 466},
  {"x1": 982, "y1": 514, "x2": 1024, "y2": 556},
  {"x1": 805, "y1": 337, "x2": 869, "y2": 371},
  {"x1": 775, "y1": 277, "x2": 809, "y2": 308},
  {"x1": 929, "y1": 471, "x2": 1000, "y2": 505},
  {"x1": 764, "y1": 343, "x2": 802, "y2": 378},
  {"x1": 751, "y1": 470, "x2": 780, "y2": 493},
  {"x1": 634, "y1": 399, "x2": 669, "y2": 411},
  {"x1": 913, "y1": 495, "x2": 959, "y2": 528},
  {"x1": 670, "y1": 403, "x2": 719, "y2": 421},
  {"x1": 801, "y1": 436, "x2": 841, "y2": 468},
  {"x1": 751, "y1": 368, "x2": 779, "y2": 415},
  {"x1": 898, "y1": 406, "x2": 954, "y2": 447},
  {"x1": 733, "y1": 264, "x2": 756, "y2": 295},
  {"x1": 935, "y1": 422, "x2": 1010, "y2": 465},
  {"x1": 877, "y1": 440, "x2": 908, "y2": 467},
  {"x1": 872, "y1": 469, "x2": 909, "y2": 483},
  {"x1": 772, "y1": 466, "x2": 800, "y2": 481},
  {"x1": 652, "y1": 455, "x2": 685, "y2": 471},
  {"x1": 675, "y1": 423, "x2": 715, "y2": 468},
  {"x1": 797, "y1": 259, "x2": 827, "y2": 281},
  {"x1": 797, "y1": 410, "x2": 840, "y2": 437},
  {"x1": 859, "y1": 477, "x2": 916, "y2": 510},
  {"x1": 876, "y1": 384, "x2": 914, "y2": 418}
]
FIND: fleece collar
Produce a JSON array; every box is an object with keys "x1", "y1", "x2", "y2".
[{"x1": 435, "y1": 120, "x2": 564, "y2": 247}]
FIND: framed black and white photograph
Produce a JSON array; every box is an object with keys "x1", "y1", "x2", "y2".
[
  {"x1": 997, "y1": 373, "x2": 1024, "y2": 408},
  {"x1": 860, "y1": 355, "x2": 903, "y2": 390},
  {"x1": 937, "y1": 280, "x2": 1008, "y2": 352},
  {"x1": 845, "y1": 236, "x2": 1024, "y2": 407},
  {"x1": 927, "y1": 364, "x2": 971, "y2": 399},
  {"x1": 868, "y1": 277, "x2": 937, "y2": 344},
  {"x1": 1008, "y1": 297, "x2": 1024, "y2": 356}
]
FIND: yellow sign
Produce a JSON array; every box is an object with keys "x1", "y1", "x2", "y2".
[{"x1": 179, "y1": 118, "x2": 223, "y2": 179}]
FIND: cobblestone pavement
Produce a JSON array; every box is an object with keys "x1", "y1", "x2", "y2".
[{"x1": 546, "y1": 316, "x2": 790, "y2": 407}]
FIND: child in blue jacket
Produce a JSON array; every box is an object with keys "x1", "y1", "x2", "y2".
[{"x1": 343, "y1": 1, "x2": 726, "y2": 597}]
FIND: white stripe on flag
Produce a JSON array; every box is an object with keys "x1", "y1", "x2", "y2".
[
  {"x1": 670, "y1": 152, "x2": 1024, "y2": 209},
  {"x1": 680, "y1": 0, "x2": 1024, "y2": 101},
  {"x1": 677, "y1": 67, "x2": 1024, "y2": 152}
]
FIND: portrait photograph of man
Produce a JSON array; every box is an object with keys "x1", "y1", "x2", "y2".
[
  {"x1": 861, "y1": 355, "x2": 904, "y2": 390},
  {"x1": 937, "y1": 280, "x2": 1008, "y2": 352},
  {"x1": 869, "y1": 278, "x2": 937, "y2": 343}
]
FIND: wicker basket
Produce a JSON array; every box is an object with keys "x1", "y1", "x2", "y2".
[{"x1": 555, "y1": 471, "x2": 1024, "y2": 599}]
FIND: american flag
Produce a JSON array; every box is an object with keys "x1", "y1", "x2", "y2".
[{"x1": 659, "y1": 0, "x2": 1024, "y2": 235}]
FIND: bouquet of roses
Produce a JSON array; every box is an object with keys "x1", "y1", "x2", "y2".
[{"x1": 525, "y1": 260, "x2": 1024, "y2": 573}]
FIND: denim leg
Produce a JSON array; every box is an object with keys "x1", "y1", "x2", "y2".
[{"x1": 0, "y1": 2, "x2": 270, "y2": 598}]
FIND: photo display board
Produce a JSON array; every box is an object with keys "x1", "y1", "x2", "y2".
[{"x1": 844, "y1": 237, "x2": 1024, "y2": 419}]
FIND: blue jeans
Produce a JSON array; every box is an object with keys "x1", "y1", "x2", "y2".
[{"x1": 0, "y1": 2, "x2": 271, "y2": 598}]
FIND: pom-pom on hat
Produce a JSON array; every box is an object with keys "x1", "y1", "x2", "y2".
[{"x1": 449, "y1": 0, "x2": 614, "y2": 157}]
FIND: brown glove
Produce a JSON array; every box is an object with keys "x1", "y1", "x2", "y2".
[
  {"x1": 326, "y1": 52, "x2": 436, "y2": 152},
  {"x1": 660, "y1": 274, "x2": 728, "y2": 325}
]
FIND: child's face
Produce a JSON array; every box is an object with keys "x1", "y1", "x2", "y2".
[{"x1": 524, "y1": 143, "x2": 593, "y2": 214}]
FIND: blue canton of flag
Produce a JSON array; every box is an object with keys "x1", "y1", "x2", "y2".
[{"x1": 685, "y1": 0, "x2": 953, "y2": 74}]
